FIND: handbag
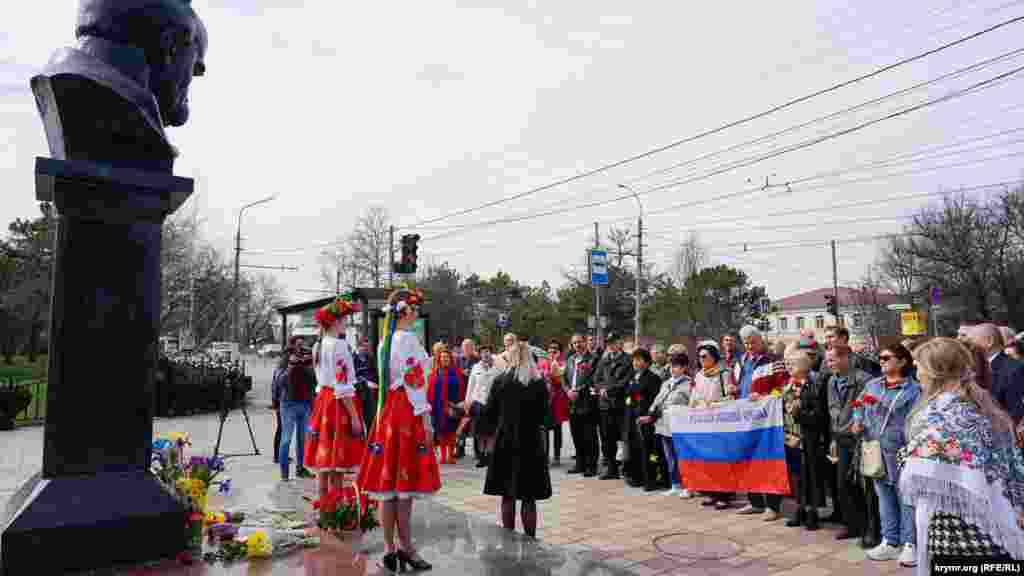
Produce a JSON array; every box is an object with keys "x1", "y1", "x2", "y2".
[{"x1": 860, "y1": 388, "x2": 905, "y2": 479}]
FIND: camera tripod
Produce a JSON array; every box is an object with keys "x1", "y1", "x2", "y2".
[{"x1": 213, "y1": 379, "x2": 260, "y2": 460}]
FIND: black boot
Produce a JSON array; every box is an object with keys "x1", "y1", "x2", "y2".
[
  {"x1": 600, "y1": 462, "x2": 620, "y2": 480},
  {"x1": 785, "y1": 507, "x2": 806, "y2": 528},
  {"x1": 805, "y1": 509, "x2": 820, "y2": 531}
]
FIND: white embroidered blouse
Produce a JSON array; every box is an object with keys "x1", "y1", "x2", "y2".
[
  {"x1": 314, "y1": 335, "x2": 356, "y2": 400},
  {"x1": 382, "y1": 330, "x2": 433, "y2": 416}
]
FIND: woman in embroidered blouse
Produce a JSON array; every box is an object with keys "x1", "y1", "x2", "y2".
[
  {"x1": 303, "y1": 296, "x2": 364, "y2": 500},
  {"x1": 849, "y1": 343, "x2": 921, "y2": 566},
  {"x1": 357, "y1": 289, "x2": 440, "y2": 573},
  {"x1": 427, "y1": 342, "x2": 465, "y2": 465},
  {"x1": 899, "y1": 337, "x2": 1024, "y2": 574}
]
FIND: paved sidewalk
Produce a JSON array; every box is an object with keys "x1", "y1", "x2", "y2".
[{"x1": 1, "y1": 397, "x2": 908, "y2": 575}]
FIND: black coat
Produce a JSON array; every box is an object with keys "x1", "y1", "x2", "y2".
[
  {"x1": 354, "y1": 352, "x2": 377, "y2": 429},
  {"x1": 564, "y1": 352, "x2": 598, "y2": 415},
  {"x1": 622, "y1": 368, "x2": 662, "y2": 447},
  {"x1": 993, "y1": 353, "x2": 1024, "y2": 422},
  {"x1": 482, "y1": 371, "x2": 553, "y2": 501},
  {"x1": 797, "y1": 370, "x2": 829, "y2": 508},
  {"x1": 596, "y1": 353, "x2": 632, "y2": 412}
]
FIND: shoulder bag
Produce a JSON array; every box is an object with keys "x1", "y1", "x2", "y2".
[{"x1": 860, "y1": 388, "x2": 905, "y2": 479}]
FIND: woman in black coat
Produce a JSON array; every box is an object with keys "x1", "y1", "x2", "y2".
[
  {"x1": 622, "y1": 348, "x2": 666, "y2": 491},
  {"x1": 482, "y1": 341, "x2": 552, "y2": 538}
]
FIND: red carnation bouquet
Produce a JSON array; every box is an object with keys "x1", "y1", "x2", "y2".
[
  {"x1": 307, "y1": 484, "x2": 378, "y2": 539},
  {"x1": 851, "y1": 399, "x2": 864, "y2": 424}
]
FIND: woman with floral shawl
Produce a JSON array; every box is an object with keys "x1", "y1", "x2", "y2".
[{"x1": 898, "y1": 337, "x2": 1024, "y2": 573}]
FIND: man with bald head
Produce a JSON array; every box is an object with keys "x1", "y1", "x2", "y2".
[{"x1": 971, "y1": 323, "x2": 1024, "y2": 422}]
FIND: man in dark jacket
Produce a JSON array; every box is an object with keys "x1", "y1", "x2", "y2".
[
  {"x1": 972, "y1": 324, "x2": 1024, "y2": 421},
  {"x1": 353, "y1": 337, "x2": 378, "y2": 431},
  {"x1": 565, "y1": 334, "x2": 599, "y2": 477},
  {"x1": 595, "y1": 333, "x2": 632, "y2": 480},
  {"x1": 274, "y1": 337, "x2": 315, "y2": 480},
  {"x1": 827, "y1": 344, "x2": 872, "y2": 544}
]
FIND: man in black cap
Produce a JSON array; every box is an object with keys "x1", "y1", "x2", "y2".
[{"x1": 594, "y1": 332, "x2": 631, "y2": 480}]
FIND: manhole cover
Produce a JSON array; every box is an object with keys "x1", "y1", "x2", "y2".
[{"x1": 653, "y1": 532, "x2": 743, "y2": 560}]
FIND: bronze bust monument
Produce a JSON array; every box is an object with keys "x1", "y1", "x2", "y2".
[
  {"x1": 1, "y1": 2, "x2": 207, "y2": 573},
  {"x1": 31, "y1": 0, "x2": 206, "y2": 172}
]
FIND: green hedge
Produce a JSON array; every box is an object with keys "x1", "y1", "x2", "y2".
[{"x1": 0, "y1": 356, "x2": 47, "y2": 383}]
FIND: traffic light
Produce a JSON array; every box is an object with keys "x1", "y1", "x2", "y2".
[
  {"x1": 824, "y1": 294, "x2": 837, "y2": 316},
  {"x1": 397, "y1": 234, "x2": 420, "y2": 274}
]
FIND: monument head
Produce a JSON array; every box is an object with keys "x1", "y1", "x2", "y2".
[
  {"x1": 31, "y1": 0, "x2": 207, "y2": 171},
  {"x1": 76, "y1": 0, "x2": 206, "y2": 127}
]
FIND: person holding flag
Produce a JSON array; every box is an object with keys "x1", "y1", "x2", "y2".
[{"x1": 358, "y1": 287, "x2": 440, "y2": 572}]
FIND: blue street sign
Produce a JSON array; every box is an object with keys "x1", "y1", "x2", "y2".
[
  {"x1": 497, "y1": 313, "x2": 510, "y2": 328},
  {"x1": 590, "y1": 249, "x2": 609, "y2": 286},
  {"x1": 930, "y1": 287, "x2": 941, "y2": 306}
]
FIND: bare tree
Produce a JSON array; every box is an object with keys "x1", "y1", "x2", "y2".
[
  {"x1": 242, "y1": 273, "x2": 287, "y2": 343},
  {"x1": 161, "y1": 199, "x2": 203, "y2": 329},
  {"x1": 847, "y1": 267, "x2": 899, "y2": 353},
  {"x1": 349, "y1": 206, "x2": 390, "y2": 288},
  {"x1": 670, "y1": 231, "x2": 706, "y2": 287},
  {"x1": 318, "y1": 242, "x2": 357, "y2": 293},
  {"x1": 606, "y1": 226, "x2": 633, "y2": 267}
]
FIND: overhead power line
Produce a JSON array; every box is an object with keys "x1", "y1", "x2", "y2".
[
  {"x1": 395, "y1": 15, "x2": 1024, "y2": 230},
  {"x1": 417, "y1": 63, "x2": 1024, "y2": 242}
]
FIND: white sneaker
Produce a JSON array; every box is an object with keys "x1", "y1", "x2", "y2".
[
  {"x1": 679, "y1": 489, "x2": 693, "y2": 499},
  {"x1": 899, "y1": 544, "x2": 917, "y2": 567},
  {"x1": 866, "y1": 541, "x2": 901, "y2": 561},
  {"x1": 663, "y1": 487, "x2": 679, "y2": 497},
  {"x1": 763, "y1": 509, "x2": 779, "y2": 521},
  {"x1": 737, "y1": 504, "x2": 763, "y2": 515}
]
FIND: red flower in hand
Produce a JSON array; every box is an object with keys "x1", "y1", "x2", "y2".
[
  {"x1": 862, "y1": 394, "x2": 879, "y2": 406},
  {"x1": 406, "y1": 357, "x2": 416, "y2": 366},
  {"x1": 850, "y1": 399, "x2": 863, "y2": 408}
]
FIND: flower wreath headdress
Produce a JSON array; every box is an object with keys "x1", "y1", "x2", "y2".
[
  {"x1": 381, "y1": 288, "x2": 425, "y2": 314},
  {"x1": 314, "y1": 292, "x2": 360, "y2": 329}
]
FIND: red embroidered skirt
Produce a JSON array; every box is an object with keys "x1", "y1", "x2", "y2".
[
  {"x1": 357, "y1": 387, "x2": 441, "y2": 499},
  {"x1": 303, "y1": 388, "x2": 365, "y2": 472}
]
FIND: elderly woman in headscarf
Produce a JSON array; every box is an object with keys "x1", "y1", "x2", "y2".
[
  {"x1": 899, "y1": 338, "x2": 1024, "y2": 573},
  {"x1": 482, "y1": 340, "x2": 553, "y2": 538}
]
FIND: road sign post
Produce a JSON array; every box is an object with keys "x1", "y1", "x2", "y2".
[{"x1": 590, "y1": 249, "x2": 609, "y2": 286}]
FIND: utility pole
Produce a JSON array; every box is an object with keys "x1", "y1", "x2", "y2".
[
  {"x1": 336, "y1": 266, "x2": 341, "y2": 295},
  {"x1": 831, "y1": 240, "x2": 840, "y2": 326},
  {"x1": 388, "y1": 225, "x2": 395, "y2": 288},
  {"x1": 594, "y1": 222, "x2": 603, "y2": 344},
  {"x1": 234, "y1": 196, "x2": 275, "y2": 347},
  {"x1": 233, "y1": 226, "x2": 241, "y2": 345},
  {"x1": 635, "y1": 215, "x2": 642, "y2": 348}
]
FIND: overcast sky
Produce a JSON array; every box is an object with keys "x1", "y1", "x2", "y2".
[{"x1": 3, "y1": 0, "x2": 1024, "y2": 307}]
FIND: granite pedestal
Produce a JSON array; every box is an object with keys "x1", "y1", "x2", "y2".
[{"x1": 0, "y1": 158, "x2": 193, "y2": 575}]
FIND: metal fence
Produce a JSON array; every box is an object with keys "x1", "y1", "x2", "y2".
[{"x1": 4, "y1": 377, "x2": 45, "y2": 424}]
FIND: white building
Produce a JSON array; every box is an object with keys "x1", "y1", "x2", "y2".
[{"x1": 767, "y1": 287, "x2": 899, "y2": 346}]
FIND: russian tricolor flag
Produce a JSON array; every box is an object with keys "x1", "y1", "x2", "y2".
[{"x1": 670, "y1": 398, "x2": 791, "y2": 495}]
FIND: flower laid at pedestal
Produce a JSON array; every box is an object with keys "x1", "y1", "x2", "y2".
[
  {"x1": 150, "y1": 433, "x2": 231, "y2": 548},
  {"x1": 306, "y1": 482, "x2": 379, "y2": 541}
]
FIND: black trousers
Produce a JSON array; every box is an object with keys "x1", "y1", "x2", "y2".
[
  {"x1": 273, "y1": 409, "x2": 282, "y2": 462},
  {"x1": 836, "y1": 440, "x2": 866, "y2": 535},
  {"x1": 599, "y1": 408, "x2": 622, "y2": 470},
  {"x1": 569, "y1": 412, "x2": 599, "y2": 472},
  {"x1": 625, "y1": 423, "x2": 663, "y2": 488},
  {"x1": 749, "y1": 493, "x2": 782, "y2": 512}
]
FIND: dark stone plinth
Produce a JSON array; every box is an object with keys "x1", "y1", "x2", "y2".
[
  {"x1": 0, "y1": 157, "x2": 192, "y2": 575},
  {"x1": 2, "y1": 472, "x2": 184, "y2": 575}
]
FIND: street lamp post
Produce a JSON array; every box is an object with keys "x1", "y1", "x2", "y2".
[
  {"x1": 618, "y1": 184, "x2": 643, "y2": 348},
  {"x1": 234, "y1": 195, "x2": 275, "y2": 348}
]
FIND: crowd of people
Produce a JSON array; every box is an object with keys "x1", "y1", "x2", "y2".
[{"x1": 270, "y1": 291, "x2": 1024, "y2": 573}]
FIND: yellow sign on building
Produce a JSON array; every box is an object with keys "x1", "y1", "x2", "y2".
[{"x1": 901, "y1": 311, "x2": 928, "y2": 336}]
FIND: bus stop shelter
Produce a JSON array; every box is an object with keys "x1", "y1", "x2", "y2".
[{"x1": 274, "y1": 288, "x2": 430, "y2": 354}]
